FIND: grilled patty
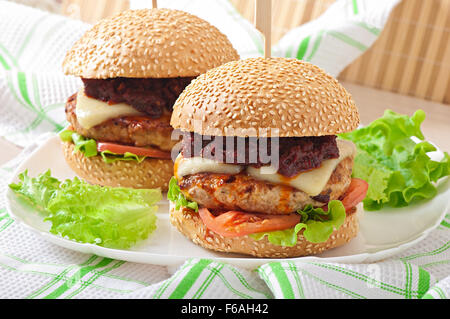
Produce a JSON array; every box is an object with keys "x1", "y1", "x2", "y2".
[
  {"x1": 178, "y1": 156, "x2": 354, "y2": 215},
  {"x1": 65, "y1": 93, "x2": 176, "y2": 151}
]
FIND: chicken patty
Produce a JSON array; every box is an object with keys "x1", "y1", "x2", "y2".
[
  {"x1": 178, "y1": 156, "x2": 354, "y2": 215},
  {"x1": 65, "y1": 93, "x2": 177, "y2": 151}
]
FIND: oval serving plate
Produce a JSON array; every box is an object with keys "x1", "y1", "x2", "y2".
[{"x1": 5, "y1": 134, "x2": 450, "y2": 270}]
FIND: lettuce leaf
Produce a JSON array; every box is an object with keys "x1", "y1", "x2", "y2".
[
  {"x1": 167, "y1": 176, "x2": 198, "y2": 212},
  {"x1": 59, "y1": 129, "x2": 146, "y2": 164},
  {"x1": 100, "y1": 150, "x2": 147, "y2": 164},
  {"x1": 250, "y1": 200, "x2": 346, "y2": 246},
  {"x1": 9, "y1": 170, "x2": 162, "y2": 249},
  {"x1": 339, "y1": 110, "x2": 450, "y2": 211},
  {"x1": 59, "y1": 129, "x2": 97, "y2": 157}
]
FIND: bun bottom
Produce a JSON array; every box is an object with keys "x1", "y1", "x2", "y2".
[
  {"x1": 62, "y1": 141, "x2": 173, "y2": 191},
  {"x1": 169, "y1": 202, "x2": 360, "y2": 258}
]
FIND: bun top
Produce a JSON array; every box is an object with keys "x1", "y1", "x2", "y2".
[
  {"x1": 171, "y1": 57, "x2": 360, "y2": 137},
  {"x1": 62, "y1": 9, "x2": 239, "y2": 79}
]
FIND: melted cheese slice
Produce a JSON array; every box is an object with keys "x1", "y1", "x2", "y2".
[
  {"x1": 75, "y1": 90, "x2": 144, "y2": 129},
  {"x1": 174, "y1": 154, "x2": 244, "y2": 179},
  {"x1": 247, "y1": 139, "x2": 356, "y2": 196}
]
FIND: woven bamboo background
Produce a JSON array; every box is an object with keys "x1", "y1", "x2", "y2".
[{"x1": 61, "y1": 0, "x2": 450, "y2": 105}]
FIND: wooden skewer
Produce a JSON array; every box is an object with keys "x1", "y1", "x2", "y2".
[
  {"x1": 254, "y1": 0, "x2": 272, "y2": 58},
  {"x1": 152, "y1": 0, "x2": 157, "y2": 9}
]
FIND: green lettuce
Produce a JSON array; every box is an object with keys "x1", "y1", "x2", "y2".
[
  {"x1": 251, "y1": 200, "x2": 346, "y2": 246},
  {"x1": 59, "y1": 129, "x2": 146, "y2": 164},
  {"x1": 339, "y1": 109, "x2": 450, "y2": 210},
  {"x1": 167, "y1": 177, "x2": 198, "y2": 212},
  {"x1": 9, "y1": 170, "x2": 162, "y2": 249}
]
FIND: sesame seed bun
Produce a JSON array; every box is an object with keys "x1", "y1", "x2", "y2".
[
  {"x1": 62, "y1": 141, "x2": 173, "y2": 191},
  {"x1": 169, "y1": 202, "x2": 360, "y2": 258},
  {"x1": 62, "y1": 9, "x2": 239, "y2": 79},
  {"x1": 171, "y1": 57, "x2": 360, "y2": 137}
]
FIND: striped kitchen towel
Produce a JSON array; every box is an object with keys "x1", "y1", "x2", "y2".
[{"x1": 272, "y1": 0, "x2": 401, "y2": 77}]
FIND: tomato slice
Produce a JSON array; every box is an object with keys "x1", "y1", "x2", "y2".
[
  {"x1": 198, "y1": 208, "x2": 301, "y2": 237},
  {"x1": 340, "y1": 178, "x2": 369, "y2": 211},
  {"x1": 97, "y1": 142, "x2": 171, "y2": 159}
]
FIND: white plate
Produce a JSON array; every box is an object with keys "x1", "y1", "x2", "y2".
[{"x1": 5, "y1": 134, "x2": 450, "y2": 270}]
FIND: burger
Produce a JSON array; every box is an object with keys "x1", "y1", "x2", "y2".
[
  {"x1": 60, "y1": 8, "x2": 239, "y2": 190},
  {"x1": 168, "y1": 57, "x2": 368, "y2": 258}
]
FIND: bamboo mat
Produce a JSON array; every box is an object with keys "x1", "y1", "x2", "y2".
[{"x1": 61, "y1": 0, "x2": 450, "y2": 105}]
